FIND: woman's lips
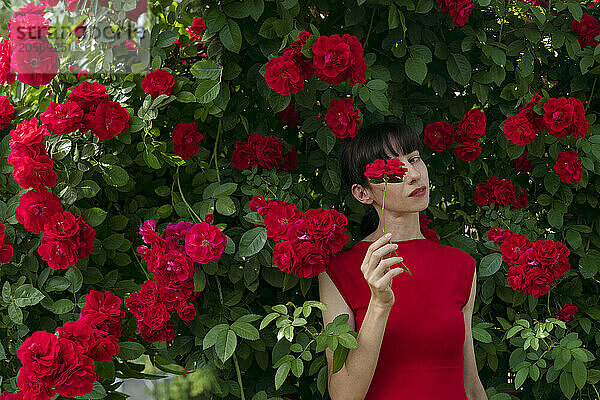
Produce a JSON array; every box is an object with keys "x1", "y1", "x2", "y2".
[{"x1": 409, "y1": 186, "x2": 426, "y2": 197}]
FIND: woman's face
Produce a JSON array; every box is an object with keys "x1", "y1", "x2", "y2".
[{"x1": 362, "y1": 148, "x2": 430, "y2": 214}]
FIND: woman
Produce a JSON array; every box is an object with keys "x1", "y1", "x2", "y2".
[{"x1": 318, "y1": 121, "x2": 488, "y2": 400}]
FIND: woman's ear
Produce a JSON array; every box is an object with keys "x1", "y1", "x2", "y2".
[{"x1": 351, "y1": 183, "x2": 374, "y2": 206}]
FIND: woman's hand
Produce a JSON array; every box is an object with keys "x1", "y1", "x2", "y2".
[{"x1": 360, "y1": 233, "x2": 405, "y2": 310}]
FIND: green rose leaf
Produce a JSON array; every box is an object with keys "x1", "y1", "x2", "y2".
[
  {"x1": 220, "y1": 19, "x2": 242, "y2": 53},
  {"x1": 239, "y1": 227, "x2": 267, "y2": 258},
  {"x1": 405, "y1": 57, "x2": 427, "y2": 85}
]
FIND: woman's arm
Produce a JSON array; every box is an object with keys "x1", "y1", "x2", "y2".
[
  {"x1": 319, "y1": 272, "x2": 393, "y2": 400},
  {"x1": 462, "y1": 270, "x2": 488, "y2": 400}
]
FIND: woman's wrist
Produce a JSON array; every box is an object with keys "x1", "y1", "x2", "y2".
[{"x1": 369, "y1": 296, "x2": 393, "y2": 313}]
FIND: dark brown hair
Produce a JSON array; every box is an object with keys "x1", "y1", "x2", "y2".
[{"x1": 338, "y1": 121, "x2": 424, "y2": 237}]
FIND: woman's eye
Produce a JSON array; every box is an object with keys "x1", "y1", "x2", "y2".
[{"x1": 410, "y1": 156, "x2": 420, "y2": 163}]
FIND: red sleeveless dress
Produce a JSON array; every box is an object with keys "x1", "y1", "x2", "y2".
[{"x1": 324, "y1": 238, "x2": 476, "y2": 399}]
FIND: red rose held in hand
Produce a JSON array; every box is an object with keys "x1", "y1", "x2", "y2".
[
  {"x1": 141, "y1": 69, "x2": 175, "y2": 99},
  {"x1": 554, "y1": 150, "x2": 583, "y2": 183},
  {"x1": 364, "y1": 159, "x2": 387, "y2": 178},
  {"x1": 424, "y1": 121, "x2": 453, "y2": 151},
  {"x1": 325, "y1": 98, "x2": 361, "y2": 139},
  {"x1": 172, "y1": 122, "x2": 203, "y2": 160}
]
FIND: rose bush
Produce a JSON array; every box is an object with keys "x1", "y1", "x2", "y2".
[{"x1": 1, "y1": 0, "x2": 600, "y2": 399}]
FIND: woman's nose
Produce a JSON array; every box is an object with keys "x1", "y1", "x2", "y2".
[{"x1": 404, "y1": 164, "x2": 421, "y2": 183}]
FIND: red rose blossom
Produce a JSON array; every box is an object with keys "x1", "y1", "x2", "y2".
[
  {"x1": 566, "y1": 97, "x2": 588, "y2": 139},
  {"x1": 264, "y1": 56, "x2": 305, "y2": 95},
  {"x1": 86, "y1": 100, "x2": 130, "y2": 140},
  {"x1": 513, "y1": 152, "x2": 533, "y2": 173},
  {"x1": 507, "y1": 264, "x2": 528, "y2": 292},
  {"x1": 278, "y1": 98, "x2": 303, "y2": 127},
  {"x1": 504, "y1": 113, "x2": 536, "y2": 145},
  {"x1": 364, "y1": 159, "x2": 387, "y2": 179},
  {"x1": 248, "y1": 132, "x2": 284, "y2": 169},
  {"x1": 280, "y1": 146, "x2": 298, "y2": 171},
  {"x1": 186, "y1": 17, "x2": 207, "y2": 41},
  {"x1": 264, "y1": 203, "x2": 303, "y2": 241},
  {"x1": 0, "y1": 238, "x2": 13, "y2": 263},
  {"x1": 555, "y1": 303, "x2": 578, "y2": 322},
  {"x1": 9, "y1": 117, "x2": 50, "y2": 146},
  {"x1": 291, "y1": 208, "x2": 350, "y2": 255},
  {"x1": 0, "y1": 40, "x2": 16, "y2": 85},
  {"x1": 524, "y1": 267, "x2": 553, "y2": 297},
  {"x1": 491, "y1": 176, "x2": 517, "y2": 206},
  {"x1": 554, "y1": 150, "x2": 583, "y2": 183},
  {"x1": 543, "y1": 97, "x2": 574, "y2": 138},
  {"x1": 473, "y1": 182, "x2": 492, "y2": 206},
  {"x1": 511, "y1": 189, "x2": 528, "y2": 209},
  {"x1": 311, "y1": 34, "x2": 367, "y2": 86},
  {"x1": 454, "y1": 141, "x2": 482, "y2": 161},
  {"x1": 231, "y1": 141, "x2": 255, "y2": 170},
  {"x1": 0, "y1": 391, "x2": 23, "y2": 400},
  {"x1": 250, "y1": 195, "x2": 269, "y2": 215},
  {"x1": 7, "y1": 14, "x2": 50, "y2": 41},
  {"x1": 324, "y1": 98, "x2": 361, "y2": 139},
  {"x1": 0, "y1": 95, "x2": 15, "y2": 128},
  {"x1": 15, "y1": 189, "x2": 63, "y2": 234},
  {"x1": 10, "y1": 153, "x2": 57, "y2": 190},
  {"x1": 40, "y1": 101, "x2": 84, "y2": 134},
  {"x1": 172, "y1": 122, "x2": 203, "y2": 160},
  {"x1": 456, "y1": 109, "x2": 486, "y2": 142},
  {"x1": 66, "y1": 81, "x2": 108, "y2": 112},
  {"x1": 419, "y1": 214, "x2": 439, "y2": 243},
  {"x1": 10, "y1": 38, "x2": 59, "y2": 86},
  {"x1": 501, "y1": 233, "x2": 532, "y2": 265},
  {"x1": 293, "y1": 240, "x2": 329, "y2": 277},
  {"x1": 572, "y1": 14, "x2": 600, "y2": 49},
  {"x1": 184, "y1": 222, "x2": 227, "y2": 264},
  {"x1": 176, "y1": 302, "x2": 197, "y2": 321},
  {"x1": 424, "y1": 121, "x2": 453, "y2": 151},
  {"x1": 141, "y1": 69, "x2": 175, "y2": 99}
]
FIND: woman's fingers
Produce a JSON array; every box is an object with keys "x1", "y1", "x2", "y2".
[
  {"x1": 362, "y1": 243, "x2": 397, "y2": 276},
  {"x1": 370, "y1": 256, "x2": 404, "y2": 281},
  {"x1": 373, "y1": 267, "x2": 405, "y2": 290}
]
